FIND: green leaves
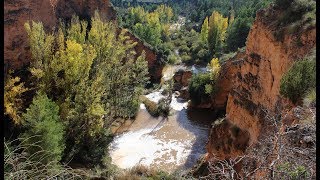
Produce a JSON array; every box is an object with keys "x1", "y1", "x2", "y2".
[
  {"x1": 188, "y1": 73, "x2": 212, "y2": 106},
  {"x1": 20, "y1": 93, "x2": 65, "y2": 165},
  {"x1": 24, "y1": 11, "x2": 150, "y2": 164},
  {"x1": 280, "y1": 57, "x2": 316, "y2": 104}
]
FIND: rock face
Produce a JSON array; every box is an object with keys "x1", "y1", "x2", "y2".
[
  {"x1": 173, "y1": 69, "x2": 193, "y2": 87},
  {"x1": 172, "y1": 69, "x2": 192, "y2": 99},
  {"x1": 4, "y1": 0, "x2": 57, "y2": 70},
  {"x1": 4, "y1": 0, "x2": 162, "y2": 82},
  {"x1": 206, "y1": 5, "x2": 316, "y2": 160},
  {"x1": 206, "y1": 118, "x2": 250, "y2": 160}
]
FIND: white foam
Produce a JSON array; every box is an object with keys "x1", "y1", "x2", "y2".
[
  {"x1": 170, "y1": 96, "x2": 188, "y2": 111},
  {"x1": 140, "y1": 103, "x2": 146, "y2": 109},
  {"x1": 108, "y1": 127, "x2": 197, "y2": 170},
  {"x1": 145, "y1": 90, "x2": 165, "y2": 103}
]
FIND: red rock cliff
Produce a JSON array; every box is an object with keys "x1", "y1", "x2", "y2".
[
  {"x1": 206, "y1": 4, "x2": 316, "y2": 160},
  {"x1": 4, "y1": 0, "x2": 162, "y2": 81}
]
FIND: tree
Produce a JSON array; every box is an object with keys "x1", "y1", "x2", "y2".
[
  {"x1": 188, "y1": 73, "x2": 212, "y2": 106},
  {"x1": 25, "y1": 11, "x2": 150, "y2": 165},
  {"x1": 20, "y1": 93, "x2": 65, "y2": 165},
  {"x1": 228, "y1": 8, "x2": 235, "y2": 25},
  {"x1": 154, "y1": 4, "x2": 174, "y2": 23},
  {"x1": 200, "y1": 17, "x2": 209, "y2": 44},
  {"x1": 208, "y1": 58, "x2": 221, "y2": 80},
  {"x1": 225, "y1": 17, "x2": 253, "y2": 52},
  {"x1": 4, "y1": 74, "x2": 28, "y2": 125},
  {"x1": 24, "y1": 21, "x2": 54, "y2": 70},
  {"x1": 207, "y1": 11, "x2": 228, "y2": 56}
]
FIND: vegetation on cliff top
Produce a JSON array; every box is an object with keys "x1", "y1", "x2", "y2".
[
  {"x1": 280, "y1": 50, "x2": 316, "y2": 104},
  {"x1": 4, "y1": 0, "x2": 316, "y2": 179}
]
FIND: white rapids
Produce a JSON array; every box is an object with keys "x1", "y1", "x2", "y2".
[{"x1": 108, "y1": 65, "x2": 211, "y2": 172}]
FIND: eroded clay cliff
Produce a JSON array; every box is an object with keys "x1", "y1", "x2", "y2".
[{"x1": 206, "y1": 4, "x2": 316, "y2": 160}]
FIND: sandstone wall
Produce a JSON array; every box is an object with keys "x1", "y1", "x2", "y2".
[{"x1": 206, "y1": 5, "x2": 316, "y2": 160}]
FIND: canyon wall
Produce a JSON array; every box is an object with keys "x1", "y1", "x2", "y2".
[
  {"x1": 206, "y1": 5, "x2": 316, "y2": 160},
  {"x1": 4, "y1": 0, "x2": 162, "y2": 81}
]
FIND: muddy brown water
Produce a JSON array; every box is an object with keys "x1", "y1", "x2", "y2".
[
  {"x1": 108, "y1": 65, "x2": 214, "y2": 172},
  {"x1": 108, "y1": 94, "x2": 215, "y2": 172}
]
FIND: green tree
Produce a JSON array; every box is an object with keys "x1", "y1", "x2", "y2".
[
  {"x1": 200, "y1": 17, "x2": 209, "y2": 44},
  {"x1": 188, "y1": 73, "x2": 212, "y2": 106},
  {"x1": 154, "y1": 4, "x2": 174, "y2": 23},
  {"x1": 25, "y1": 11, "x2": 150, "y2": 165},
  {"x1": 20, "y1": 93, "x2": 65, "y2": 165},
  {"x1": 225, "y1": 17, "x2": 253, "y2": 52}
]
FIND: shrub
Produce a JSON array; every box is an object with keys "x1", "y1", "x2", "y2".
[
  {"x1": 157, "y1": 98, "x2": 171, "y2": 117},
  {"x1": 179, "y1": 45, "x2": 190, "y2": 53},
  {"x1": 280, "y1": 59, "x2": 315, "y2": 104},
  {"x1": 167, "y1": 53, "x2": 179, "y2": 64},
  {"x1": 303, "y1": 88, "x2": 316, "y2": 107},
  {"x1": 276, "y1": 0, "x2": 316, "y2": 30},
  {"x1": 277, "y1": 162, "x2": 310, "y2": 179},
  {"x1": 188, "y1": 73, "x2": 212, "y2": 105},
  {"x1": 181, "y1": 55, "x2": 192, "y2": 63},
  {"x1": 19, "y1": 93, "x2": 65, "y2": 165}
]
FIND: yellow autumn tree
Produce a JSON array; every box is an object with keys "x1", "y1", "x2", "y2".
[
  {"x1": 207, "y1": 11, "x2": 228, "y2": 55},
  {"x1": 208, "y1": 57, "x2": 221, "y2": 80},
  {"x1": 154, "y1": 4, "x2": 174, "y2": 23},
  {"x1": 4, "y1": 74, "x2": 28, "y2": 125},
  {"x1": 204, "y1": 58, "x2": 221, "y2": 95}
]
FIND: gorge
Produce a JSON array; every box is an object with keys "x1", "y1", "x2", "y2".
[{"x1": 4, "y1": 0, "x2": 316, "y2": 179}]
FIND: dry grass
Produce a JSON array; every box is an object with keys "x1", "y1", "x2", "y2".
[{"x1": 4, "y1": 136, "x2": 87, "y2": 180}]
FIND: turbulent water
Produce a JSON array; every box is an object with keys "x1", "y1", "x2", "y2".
[{"x1": 108, "y1": 65, "x2": 211, "y2": 172}]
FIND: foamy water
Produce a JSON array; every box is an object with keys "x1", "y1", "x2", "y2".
[{"x1": 108, "y1": 90, "x2": 210, "y2": 172}]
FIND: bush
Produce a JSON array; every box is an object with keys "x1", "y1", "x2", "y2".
[
  {"x1": 179, "y1": 45, "x2": 190, "y2": 53},
  {"x1": 303, "y1": 88, "x2": 316, "y2": 107},
  {"x1": 280, "y1": 59, "x2": 315, "y2": 104},
  {"x1": 167, "y1": 53, "x2": 179, "y2": 64},
  {"x1": 20, "y1": 93, "x2": 65, "y2": 165},
  {"x1": 181, "y1": 55, "x2": 192, "y2": 63},
  {"x1": 277, "y1": 162, "x2": 310, "y2": 179},
  {"x1": 157, "y1": 98, "x2": 171, "y2": 117},
  {"x1": 276, "y1": 0, "x2": 316, "y2": 29},
  {"x1": 188, "y1": 73, "x2": 212, "y2": 105}
]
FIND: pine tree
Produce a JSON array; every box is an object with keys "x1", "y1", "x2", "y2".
[{"x1": 20, "y1": 93, "x2": 65, "y2": 165}]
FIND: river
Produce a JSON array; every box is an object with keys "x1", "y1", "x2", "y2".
[{"x1": 108, "y1": 65, "x2": 212, "y2": 173}]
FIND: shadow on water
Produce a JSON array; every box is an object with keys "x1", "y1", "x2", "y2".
[{"x1": 174, "y1": 107, "x2": 220, "y2": 171}]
